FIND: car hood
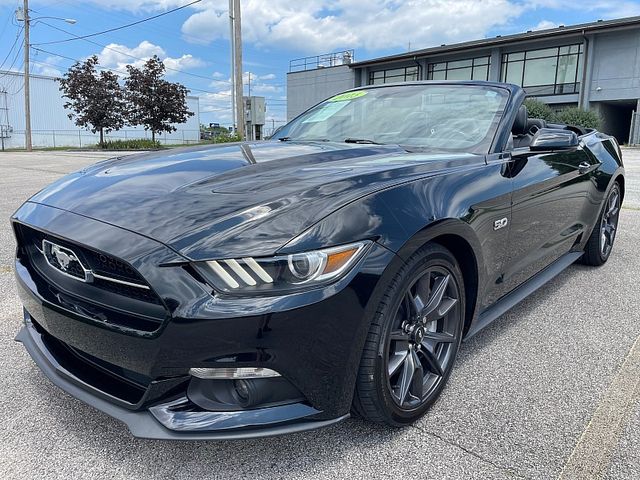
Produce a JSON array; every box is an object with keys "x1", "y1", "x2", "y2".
[{"x1": 29, "y1": 141, "x2": 476, "y2": 260}]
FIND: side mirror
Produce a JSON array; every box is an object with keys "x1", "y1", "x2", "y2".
[{"x1": 530, "y1": 128, "x2": 579, "y2": 151}]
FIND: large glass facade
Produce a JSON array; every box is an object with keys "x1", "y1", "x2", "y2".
[
  {"x1": 427, "y1": 56, "x2": 491, "y2": 81},
  {"x1": 368, "y1": 66, "x2": 419, "y2": 85},
  {"x1": 501, "y1": 44, "x2": 583, "y2": 95}
]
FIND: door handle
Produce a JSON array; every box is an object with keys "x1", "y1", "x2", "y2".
[{"x1": 578, "y1": 161, "x2": 591, "y2": 174}]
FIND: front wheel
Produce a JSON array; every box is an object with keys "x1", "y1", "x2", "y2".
[
  {"x1": 582, "y1": 183, "x2": 621, "y2": 266},
  {"x1": 352, "y1": 243, "x2": 465, "y2": 426}
]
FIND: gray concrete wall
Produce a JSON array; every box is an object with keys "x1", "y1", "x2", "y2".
[
  {"x1": 588, "y1": 30, "x2": 640, "y2": 104},
  {"x1": 286, "y1": 65, "x2": 356, "y2": 120}
]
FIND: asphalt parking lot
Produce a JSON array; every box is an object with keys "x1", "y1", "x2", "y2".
[{"x1": 1, "y1": 148, "x2": 639, "y2": 479}]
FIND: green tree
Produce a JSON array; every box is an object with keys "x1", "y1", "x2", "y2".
[
  {"x1": 556, "y1": 107, "x2": 601, "y2": 130},
  {"x1": 58, "y1": 55, "x2": 126, "y2": 147},
  {"x1": 124, "y1": 56, "x2": 194, "y2": 142},
  {"x1": 523, "y1": 98, "x2": 557, "y2": 123}
]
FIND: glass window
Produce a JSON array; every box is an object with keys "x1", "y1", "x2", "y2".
[
  {"x1": 559, "y1": 45, "x2": 581, "y2": 55},
  {"x1": 526, "y1": 48, "x2": 558, "y2": 59},
  {"x1": 430, "y1": 70, "x2": 446, "y2": 80},
  {"x1": 448, "y1": 59, "x2": 473, "y2": 69},
  {"x1": 556, "y1": 54, "x2": 580, "y2": 84},
  {"x1": 385, "y1": 68, "x2": 405, "y2": 77},
  {"x1": 523, "y1": 57, "x2": 557, "y2": 87},
  {"x1": 368, "y1": 66, "x2": 420, "y2": 85},
  {"x1": 506, "y1": 52, "x2": 525, "y2": 61},
  {"x1": 472, "y1": 65, "x2": 489, "y2": 80},
  {"x1": 500, "y1": 44, "x2": 583, "y2": 95},
  {"x1": 504, "y1": 60, "x2": 524, "y2": 85},
  {"x1": 426, "y1": 56, "x2": 491, "y2": 81},
  {"x1": 447, "y1": 67, "x2": 473, "y2": 80}
]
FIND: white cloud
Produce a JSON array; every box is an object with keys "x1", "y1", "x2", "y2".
[
  {"x1": 532, "y1": 20, "x2": 559, "y2": 30},
  {"x1": 96, "y1": 40, "x2": 205, "y2": 75},
  {"x1": 176, "y1": 0, "x2": 640, "y2": 54},
  {"x1": 163, "y1": 53, "x2": 206, "y2": 72},
  {"x1": 209, "y1": 71, "x2": 281, "y2": 91},
  {"x1": 31, "y1": 56, "x2": 63, "y2": 77},
  {"x1": 180, "y1": 0, "x2": 525, "y2": 53}
]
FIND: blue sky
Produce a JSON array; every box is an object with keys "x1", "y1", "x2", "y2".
[{"x1": 1, "y1": 0, "x2": 640, "y2": 128}]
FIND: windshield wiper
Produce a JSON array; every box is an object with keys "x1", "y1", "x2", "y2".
[
  {"x1": 278, "y1": 137, "x2": 331, "y2": 142},
  {"x1": 344, "y1": 138, "x2": 383, "y2": 145}
]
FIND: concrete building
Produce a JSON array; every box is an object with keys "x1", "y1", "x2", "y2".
[
  {"x1": 287, "y1": 17, "x2": 640, "y2": 143},
  {"x1": 0, "y1": 70, "x2": 200, "y2": 150}
]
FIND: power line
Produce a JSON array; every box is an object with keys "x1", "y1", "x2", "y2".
[
  {"x1": 34, "y1": 22, "x2": 287, "y2": 99},
  {"x1": 0, "y1": 25, "x2": 24, "y2": 71},
  {"x1": 32, "y1": 0, "x2": 202, "y2": 46},
  {"x1": 39, "y1": 20, "x2": 215, "y2": 82},
  {"x1": 29, "y1": 46, "x2": 286, "y2": 103},
  {"x1": 0, "y1": 43, "x2": 24, "y2": 79},
  {"x1": 42, "y1": 0, "x2": 212, "y2": 47},
  {"x1": 30, "y1": 46, "x2": 231, "y2": 97}
]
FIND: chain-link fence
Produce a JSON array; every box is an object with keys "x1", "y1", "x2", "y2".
[
  {"x1": 0, "y1": 124, "x2": 291, "y2": 150},
  {"x1": 264, "y1": 121, "x2": 287, "y2": 138},
  {"x1": 629, "y1": 111, "x2": 640, "y2": 146},
  {"x1": 0, "y1": 129, "x2": 201, "y2": 150}
]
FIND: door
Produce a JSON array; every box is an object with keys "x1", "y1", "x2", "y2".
[{"x1": 501, "y1": 146, "x2": 597, "y2": 293}]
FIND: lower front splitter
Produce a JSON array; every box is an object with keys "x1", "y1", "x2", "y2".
[{"x1": 15, "y1": 321, "x2": 349, "y2": 440}]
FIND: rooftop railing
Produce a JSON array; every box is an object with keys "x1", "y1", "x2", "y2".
[{"x1": 289, "y1": 50, "x2": 355, "y2": 72}]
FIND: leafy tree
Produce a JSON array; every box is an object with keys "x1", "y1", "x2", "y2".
[
  {"x1": 58, "y1": 55, "x2": 126, "y2": 147},
  {"x1": 523, "y1": 98, "x2": 557, "y2": 123},
  {"x1": 556, "y1": 107, "x2": 601, "y2": 130},
  {"x1": 124, "y1": 56, "x2": 194, "y2": 142},
  {"x1": 524, "y1": 98, "x2": 601, "y2": 129}
]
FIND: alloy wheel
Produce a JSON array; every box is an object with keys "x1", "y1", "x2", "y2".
[
  {"x1": 600, "y1": 188, "x2": 620, "y2": 257},
  {"x1": 385, "y1": 266, "x2": 461, "y2": 409}
]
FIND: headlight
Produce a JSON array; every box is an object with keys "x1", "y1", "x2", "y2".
[{"x1": 195, "y1": 241, "x2": 370, "y2": 295}]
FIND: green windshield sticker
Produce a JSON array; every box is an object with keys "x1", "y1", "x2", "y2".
[{"x1": 328, "y1": 91, "x2": 367, "y2": 102}]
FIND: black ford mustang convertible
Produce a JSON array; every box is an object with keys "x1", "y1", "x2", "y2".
[{"x1": 13, "y1": 82, "x2": 624, "y2": 439}]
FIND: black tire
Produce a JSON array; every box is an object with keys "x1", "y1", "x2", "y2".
[
  {"x1": 582, "y1": 183, "x2": 621, "y2": 266},
  {"x1": 352, "y1": 243, "x2": 465, "y2": 426}
]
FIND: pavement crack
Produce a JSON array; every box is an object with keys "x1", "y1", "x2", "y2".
[
  {"x1": 6, "y1": 165, "x2": 71, "y2": 175},
  {"x1": 410, "y1": 424, "x2": 530, "y2": 479}
]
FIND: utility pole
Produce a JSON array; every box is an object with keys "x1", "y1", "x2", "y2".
[
  {"x1": 228, "y1": 0, "x2": 235, "y2": 134},
  {"x1": 23, "y1": 0, "x2": 32, "y2": 151},
  {"x1": 232, "y1": 0, "x2": 245, "y2": 140}
]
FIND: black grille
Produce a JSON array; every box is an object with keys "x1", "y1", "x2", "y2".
[
  {"x1": 15, "y1": 223, "x2": 167, "y2": 332},
  {"x1": 92, "y1": 277, "x2": 161, "y2": 304},
  {"x1": 84, "y1": 248, "x2": 148, "y2": 285},
  {"x1": 23, "y1": 226, "x2": 151, "y2": 287}
]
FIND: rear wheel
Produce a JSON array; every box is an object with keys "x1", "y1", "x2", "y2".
[
  {"x1": 353, "y1": 243, "x2": 465, "y2": 426},
  {"x1": 582, "y1": 183, "x2": 621, "y2": 266}
]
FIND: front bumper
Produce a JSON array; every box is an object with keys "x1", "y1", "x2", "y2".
[
  {"x1": 12, "y1": 202, "x2": 397, "y2": 439},
  {"x1": 16, "y1": 317, "x2": 347, "y2": 440}
]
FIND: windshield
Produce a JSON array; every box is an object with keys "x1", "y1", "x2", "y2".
[{"x1": 275, "y1": 84, "x2": 509, "y2": 153}]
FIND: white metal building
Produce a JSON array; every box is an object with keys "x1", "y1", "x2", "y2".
[{"x1": 0, "y1": 70, "x2": 200, "y2": 149}]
